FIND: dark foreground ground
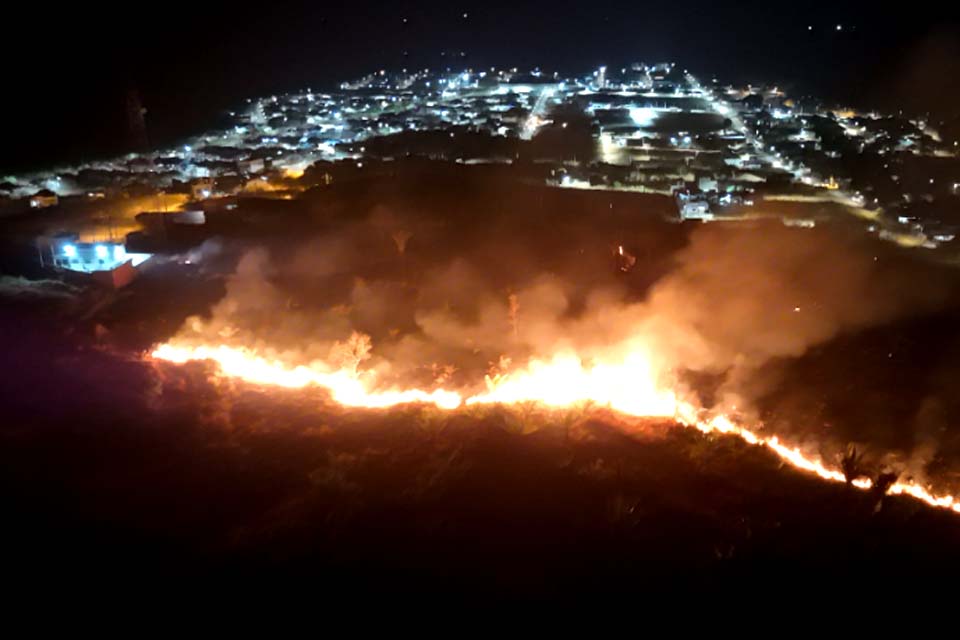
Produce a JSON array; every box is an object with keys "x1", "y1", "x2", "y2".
[
  {"x1": 3, "y1": 313, "x2": 960, "y2": 609},
  {"x1": 3, "y1": 171, "x2": 960, "y2": 610}
]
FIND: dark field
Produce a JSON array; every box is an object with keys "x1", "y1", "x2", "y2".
[
  {"x1": 644, "y1": 111, "x2": 728, "y2": 134},
  {"x1": 3, "y1": 168, "x2": 960, "y2": 607}
]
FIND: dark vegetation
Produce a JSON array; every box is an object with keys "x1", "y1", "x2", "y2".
[{"x1": 3, "y1": 166, "x2": 960, "y2": 608}]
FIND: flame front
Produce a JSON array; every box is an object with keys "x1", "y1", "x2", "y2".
[
  {"x1": 467, "y1": 351, "x2": 677, "y2": 417},
  {"x1": 151, "y1": 341, "x2": 960, "y2": 516},
  {"x1": 151, "y1": 343, "x2": 463, "y2": 410}
]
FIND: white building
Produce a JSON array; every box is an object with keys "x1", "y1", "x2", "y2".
[
  {"x1": 676, "y1": 191, "x2": 714, "y2": 221},
  {"x1": 42, "y1": 234, "x2": 152, "y2": 288},
  {"x1": 698, "y1": 177, "x2": 718, "y2": 192},
  {"x1": 680, "y1": 199, "x2": 713, "y2": 220},
  {"x1": 237, "y1": 157, "x2": 266, "y2": 174}
]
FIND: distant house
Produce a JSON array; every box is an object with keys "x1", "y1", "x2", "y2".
[
  {"x1": 40, "y1": 233, "x2": 152, "y2": 289},
  {"x1": 652, "y1": 80, "x2": 675, "y2": 93},
  {"x1": 190, "y1": 178, "x2": 215, "y2": 200},
  {"x1": 135, "y1": 210, "x2": 206, "y2": 244},
  {"x1": 680, "y1": 199, "x2": 712, "y2": 220},
  {"x1": 698, "y1": 176, "x2": 718, "y2": 192},
  {"x1": 237, "y1": 157, "x2": 266, "y2": 174},
  {"x1": 500, "y1": 107, "x2": 527, "y2": 125},
  {"x1": 739, "y1": 94, "x2": 764, "y2": 112},
  {"x1": 675, "y1": 190, "x2": 713, "y2": 221},
  {"x1": 29, "y1": 189, "x2": 58, "y2": 209}
]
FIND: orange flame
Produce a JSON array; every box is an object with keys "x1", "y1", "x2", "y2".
[
  {"x1": 467, "y1": 351, "x2": 677, "y2": 416},
  {"x1": 150, "y1": 341, "x2": 960, "y2": 516},
  {"x1": 152, "y1": 343, "x2": 462, "y2": 410}
]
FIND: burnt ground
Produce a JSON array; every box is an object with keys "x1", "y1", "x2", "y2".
[{"x1": 3, "y1": 170, "x2": 960, "y2": 610}]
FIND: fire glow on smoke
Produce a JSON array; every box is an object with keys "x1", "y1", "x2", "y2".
[{"x1": 152, "y1": 341, "x2": 960, "y2": 516}]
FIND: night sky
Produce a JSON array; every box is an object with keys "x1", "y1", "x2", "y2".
[{"x1": 3, "y1": 1, "x2": 958, "y2": 172}]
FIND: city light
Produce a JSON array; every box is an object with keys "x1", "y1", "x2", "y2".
[
  {"x1": 629, "y1": 107, "x2": 658, "y2": 128},
  {"x1": 4, "y1": 44, "x2": 960, "y2": 598}
]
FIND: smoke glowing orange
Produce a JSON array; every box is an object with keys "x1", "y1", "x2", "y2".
[{"x1": 151, "y1": 341, "x2": 960, "y2": 516}]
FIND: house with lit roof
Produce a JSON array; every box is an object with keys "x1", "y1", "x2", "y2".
[{"x1": 40, "y1": 233, "x2": 152, "y2": 288}]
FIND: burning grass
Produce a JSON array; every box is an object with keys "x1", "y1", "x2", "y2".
[{"x1": 7, "y1": 168, "x2": 960, "y2": 595}]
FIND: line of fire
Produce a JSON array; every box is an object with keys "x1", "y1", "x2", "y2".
[{"x1": 3, "y1": 58, "x2": 960, "y2": 601}]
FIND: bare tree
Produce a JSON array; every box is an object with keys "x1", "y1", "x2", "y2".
[
  {"x1": 839, "y1": 444, "x2": 866, "y2": 485},
  {"x1": 329, "y1": 331, "x2": 372, "y2": 375}
]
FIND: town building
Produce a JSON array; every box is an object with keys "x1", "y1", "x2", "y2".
[
  {"x1": 29, "y1": 189, "x2": 59, "y2": 209},
  {"x1": 40, "y1": 233, "x2": 152, "y2": 289}
]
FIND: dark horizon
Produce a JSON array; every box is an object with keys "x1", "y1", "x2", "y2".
[{"x1": 3, "y1": 2, "x2": 959, "y2": 174}]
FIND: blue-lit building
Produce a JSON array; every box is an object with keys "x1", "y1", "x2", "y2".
[{"x1": 41, "y1": 233, "x2": 152, "y2": 288}]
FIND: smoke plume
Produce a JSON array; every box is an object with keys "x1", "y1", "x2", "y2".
[{"x1": 164, "y1": 204, "x2": 955, "y2": 469}]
